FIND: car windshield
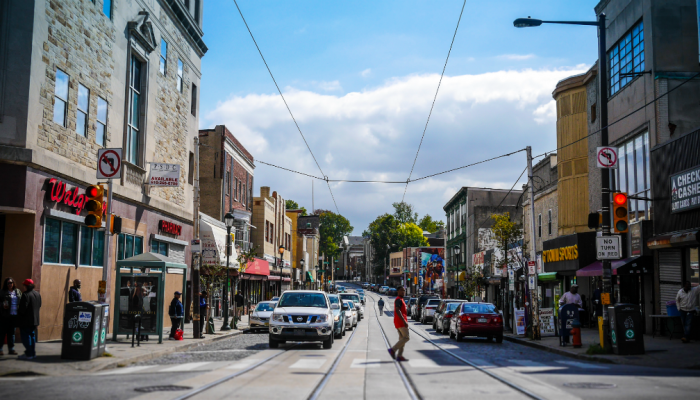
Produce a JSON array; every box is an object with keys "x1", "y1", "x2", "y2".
[
  {"x1": 462, "y1": 304, "x2": 497, "y2": 314},
  {"x1": 427, "y1": 299, "x2": 440, "y2": 306},
  {"x1": 340, "y1": 294, "x2": 360, "y2": 302},
  {"x1": 344, "y1": 301, "x2": 354, "y2": 309},
  {"x1": 278, "y1": 292, "x2": 327, "y2": 308},
  {"x1": 328, "y1": 295, "x2": 340, "y2": 304},
  {"x1": 446, "y1": 303, "x2": 460, "y2": 312},
  {"x1": 256, "y1": 303, "x2": 275, "y2": 312}
]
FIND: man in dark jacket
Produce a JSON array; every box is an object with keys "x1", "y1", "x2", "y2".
[
  {"x1": 68, "y1": 279, "x2": 82, "y2": 303},
  {"x1": 18, "y1": 279, "x2": 41, "y2": 360},
  {"x1": 169, "y1": 291, "x2": 184, "y2": 340}
]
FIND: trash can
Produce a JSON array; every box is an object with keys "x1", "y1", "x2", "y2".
[
  {"x1": 61, "y1": 301, "x2": 104, "y2": 360},
  {"x1": 97, "y1": 304, "x2": 109, "y2": 356},
  {"x1": 609, "y1": 303, "x2": 645, "y2": 355}
]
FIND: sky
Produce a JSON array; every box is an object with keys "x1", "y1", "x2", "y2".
[{"x1": 200, "y1": 0, "x2": 600, "y2": 235}]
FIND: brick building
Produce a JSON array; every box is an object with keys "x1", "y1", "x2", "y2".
[
  {"x1": 252, "y1": 187, "x2": 292, "y2": 294},
  {"x1": 0, "y1": 0, "x2": 206, "y2": 339}
]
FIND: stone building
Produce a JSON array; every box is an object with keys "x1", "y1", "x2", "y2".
[
  {"x1": 0, "y1": 0, "x2": 206, "y2": 339},
  {"x1": 522, "y1": 154, "x2": 559, "y2": 265},
  {"x1": 252, "y1": 187, "x2": 292, "y2": 293},
  {"x1": 296, "y1": 215, "x2": 321, "y2": 290}
]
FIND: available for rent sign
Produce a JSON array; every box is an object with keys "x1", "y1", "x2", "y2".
[
  {"x1": 148, "y1": 163, "x2": 180, "y2": 187},
  {"x1": 671, "y1": 165, "x2": 700, "y2": 213}
]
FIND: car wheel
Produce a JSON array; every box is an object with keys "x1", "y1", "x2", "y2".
[
  {"x1": 496, "y1": 334, "x2": 503, "y2": 344},
  {"x1": 323, "y1": 336, "x2": 333, "y2": 349},
  {"x1": 269, "y1": 338, "x2": 279, "y2": 348}
]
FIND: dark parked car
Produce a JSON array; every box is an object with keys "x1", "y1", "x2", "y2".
[
  {"x1": 387, "y1": 288, "x2": 398, "y2": 296},
  {"x1": 406, "y1": 297, "x2": 417, "y2": 318},
  {"x1": 449, "y1": 302, "x2": 503, "y2": 343},
  {"x1": 433, "y1": 300, "x2": 462, "y2": 333},
  {"x1": 412, "y1": 294, "x2": 439, "y2": 321}
]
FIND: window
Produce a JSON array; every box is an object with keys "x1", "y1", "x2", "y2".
[
  {"x1": 188, "y1": 152, "x2": 194, "y2": 184},
  {"x1": 96, "y1": 97, "x2": 108, "y2": 146},
  {"x1": 243, "y1": 183, "x2": 247, "y2": 207},
  {"x1": 76, "y1": 84, "x2": 90, "y2": 136},
  {"x1": 177, "y1": 59, "x2": 184, "y2": 92},
  {"x1": 270, "y1": 223, "x2": 274, "y2": 243},
  {"x1": 103, "y1": 0, "x2": 112, "y2": 19},
  {"x1": 238, "y1": 181, "x2": 242, "y2": 203},
  {"x1": 609, "y1": 20, "x2": 644, "y2": 96},
  {"x1": 191, "y1": 83, "x2": 197, "y2": 116},
  {"x1": 538, "y1": 214, "x2": 542, "y2": 238},
  {"x1": 151, "y1": 239, "x2": 168, "y2": 256},
  {"x1": 79, "y1": 226, "x2": 105, "y2": 266},
  {"x1": 234, "y1": 177, "x2": 238, "y2": 200},
  {"x1": 53, "y1": 69, "x2": 69, "y2": 126},
  {"x1": 159, "y1": 39, "x2": 168, "y2": 75},
  {"x1": 127, "y1": 57, "x2": 144, "y2": 164},
  {"x1": 117, "y1": 233, "x2": 144, "y2": 260},
  {"x1": 225, "y1": 169, "x2": 231, "y2": 195},
  {"x1": 265, "y1": 221, "x2": 269, "y2": 242},
  {"x1": 43, "y1": 218, "x2": 83, "y2": 265},
  {"x1": 616, "y1": 132, "x2": 651, "y2": 222},
  {"x1": 548, "y1": 209, "x2": 552, "y2": 236}
]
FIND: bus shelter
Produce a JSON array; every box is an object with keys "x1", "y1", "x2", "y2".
[{"x1": 113, "y1": 252, "x2": 187, "y2": 344}]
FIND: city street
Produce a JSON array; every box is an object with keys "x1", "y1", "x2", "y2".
[{"x1": 2, "y1": 284, "x2": 697, "y2": 400}]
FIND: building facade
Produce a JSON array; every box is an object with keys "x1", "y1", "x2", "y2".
[
  {"x1": 251, "y1": 186, "x2": 292, "y2": 294},
  {"x1": 0, "y1": 0, "x2": 205, "y2": 339},
  {"x1": 296, "y1": 215, "x2": 320, "y2": 289}
]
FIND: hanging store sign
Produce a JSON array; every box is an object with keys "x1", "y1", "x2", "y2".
[
  {"x1": 148, "y1": 163, "x2": 180, "y2": 187},
  {"x1": 670, "y1": 165, "x2": 700, "y2": 213}
]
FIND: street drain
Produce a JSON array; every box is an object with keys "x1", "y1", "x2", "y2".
[
  {"x1": 134, "y1": 385, "x2": 193, "y2": 393},
  {"x1": 564, "y1": 382, "x2": 617, "y2": 389}
]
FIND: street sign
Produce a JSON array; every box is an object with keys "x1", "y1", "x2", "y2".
[
  {"x1": 596, "y1": 236, "x2": 621, "y2": 260},
  {"x1": 191, "y1": 239, "x2": 201, "y2": 253},
  {"x1": 528, "y1": 275, "x2": 535, "y2": 288},
  {"x1": 528, "y1": 261, "x2": 536, "y2": 275},
  {"x1": 97, "y1": 148, "x2": 122, "y2": 179},
  {"x1": 596, "y1": 147, "x2": 618, "y2": 169}
]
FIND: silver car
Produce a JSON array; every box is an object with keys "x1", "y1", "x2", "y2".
[
  {"x1": 343, "y1": 300, "x2": 358, "y2": 329},
  {"x1": 269, "y1": 291, "x2": 335, "y2": 349},
  {"x1": 249, "y1": 301, "x2": 276, "y2": 331},
  {"x1": 339, "y1": 293, "x2": 364, "y2": 320}
]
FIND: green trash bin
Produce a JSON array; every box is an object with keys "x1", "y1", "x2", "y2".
[
  {"x1": 609, "y1": 303, "x2": 645, "y2": 355},
  {"x1": 61, "y1": 301, "x2": 103, "y2": 360}
]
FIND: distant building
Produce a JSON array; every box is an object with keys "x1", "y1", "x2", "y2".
[
  {"x1": 251, "y1": 187, "x2": 292, "y2": 295},
  {"x1": 296, "y1": 215, "x2": 321, "y2": 290}
]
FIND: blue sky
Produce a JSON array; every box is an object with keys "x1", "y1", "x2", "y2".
[{"x1": 200, "y1": 0, "x2": 600, "y2": 234}]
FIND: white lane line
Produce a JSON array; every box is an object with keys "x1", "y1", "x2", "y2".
[
  {"x1": 226, "y1": 358, "x2": 262, "y2": 370},
  {"x1": 408, "y1": 359, "x2": 441, "y2": 368},
  {"x1": 507, "y1": 359, "x2": 566, "y2": 372},
  {"x1": 289, "y1": 358, "x2": 327, "y2": 369},
  {"x1": 183, "y1": 349, "x2": 253, "y2": 353},
  {"x1": 556, "y1": 361, "x2": 608, "y2": 369},
  {"x1": 95, "y1": 366, "x2": 152, "y2": 375},
  {"x1": 509, "y1": 360, "x2": 546, "y2": 367},
  {"x1": 351, "y1": 358, "x2": 381, "y2": 368},
  {"x1": 161, "y1": 362, "x2": 211, "y2": 372}
]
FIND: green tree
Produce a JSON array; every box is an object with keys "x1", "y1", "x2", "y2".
[
  {"x1": 363, "y1": 214, "x2": 428, "y2": 277},
  {"x1": 392, "y1": 202, "x2": 418, "y2": 224},
  {"x1": 418, "y1": 214, "x2": 445, "y2": 233},
  {"x1": 490, "y1": 212, "x2": 524, "y2": 270},
  {"x1": 285, "y1": 199, "x2": 307, "y2": 216},
  {"x1": 317, "y1": 210, "x2": 353, "y2": 259}
]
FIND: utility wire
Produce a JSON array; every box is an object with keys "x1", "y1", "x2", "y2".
[
  {"x1": 232, "y1": 0, "x2": 340, "y2": 214},
  {"x1": 411, "y1": 148, "x2": 526, "y2": 182},
  {"x1": 402, "y1": 0, "x2": 468, "y2": 203}
]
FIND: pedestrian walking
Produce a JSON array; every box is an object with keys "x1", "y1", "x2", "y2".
[
  {"x1": 676, "y1": 281, "x2": 700, "y2": 343},
  {"x1": 68, "y1": 279, "x2": 82, "y2": 303},
  {"x1": 378, "y1": 298, "x2": 385, "y2": 316},
  {"x1": 199, "y1": 291, "x2": 208, "y2": 338},
  {"x1": 388, "y1": 286, "x2": 409, "y2": 362},
  {"x1": 235, "y1": 292, "x2": 244, "y2": 321},
  {"x1": 169, "y1": 291, "x2": 184, "y2": 340},
  {"x1": 18, "y1": 279, "x2": 41, "y2": 360},
  {"x1": 1, "y1": 277, "x2": 22, "y2": 356}
]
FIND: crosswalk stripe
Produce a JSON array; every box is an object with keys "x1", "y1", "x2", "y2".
[
  {"x1": 351, "y1": 358, "x2": 381, "y2": 368},
  {"x1": 509, "y1": 360, "x2": 546, "y2": 367},
  {"x1": 226, "y1": 359, "x2": 262, "y2": 370},
  {"x1": 408, "y1": 359, "x2": 441, "y2": 368},
  {"x1": 289, "y1": 358, "x2": 327, "y2": 369},
  {"x1": 96, "y1": 366, "x2": 152, "y2": 375},
  {"x1": 161, "y1": 362, "x2": 211, "y2": 372},
  {"x1": 556, "y1": 361, "x2": 608, "y2": 369}
]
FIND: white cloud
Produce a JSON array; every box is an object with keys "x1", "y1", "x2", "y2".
[
  {"x1": 497, "y1": 54, "x2": 536, "y2": 61},
  {"x1": 361, "y1": 68, "x2": 372, "y2": 77},
  {"x1": 314, "y1": 80, "x2": 343, "y2": 92},
  {"x1": 205, "y1": 66, "x2": 587, "y2": 233}
]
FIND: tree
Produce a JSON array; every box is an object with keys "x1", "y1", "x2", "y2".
[
  {"x1": 490, "y1": 212, "x2": 524, "y2": 271},
  {"x1": 363, "y1": 214, "x2": 428, "y2": 278},
  {"x1": 418, "y1": 214, "x2": 445, "y2": 233},
  {"x1": 286, "y1": 199, "x2": 307, "y2": 216},
  {"x1": 392, "y1": 202, "x2": 418, "y2": 224},
  {"x1": 318, "y1": 211, "x2": 353, "y2": 260}
]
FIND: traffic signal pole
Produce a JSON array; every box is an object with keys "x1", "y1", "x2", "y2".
[{"x1": 101, "y1": 179, "x2": 113, "y2": 303}]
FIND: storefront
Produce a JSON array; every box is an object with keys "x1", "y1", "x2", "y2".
[{"x1": 0, "y1": 165, "x2": 193, "y2": 340}]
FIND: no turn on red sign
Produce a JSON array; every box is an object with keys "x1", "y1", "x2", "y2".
[
  {"x1": 596, "y1": 147, "x2": 618, "y2": 169},
  {"x1": 97, "y1": 148, "x2": 122, "y2": 179}
]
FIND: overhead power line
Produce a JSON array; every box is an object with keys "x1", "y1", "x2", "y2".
[{"x1": 402, "y1": 0, "x2": 468, "y2": 203}]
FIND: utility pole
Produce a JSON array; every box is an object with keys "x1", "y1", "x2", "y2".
[
  {"x1": 192, "y1": 137, "x2": 201, "y2": 339},
  {"x1": 101, "y1": 178, "x2": 113, "y2": 303},
  {"x1": 526, "y1": 146, "x2": 541, "y2": 340}
]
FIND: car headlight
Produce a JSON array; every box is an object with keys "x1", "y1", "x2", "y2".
[
  {"x1": 316, "y1": 315, "x2": 328, "y2": 323},
  {"x1": 334, "y1": 315, "x2": 340, "y2": 321},
  {"x1": 272, "y1": 313, "x2": 285, "y2": 322}
]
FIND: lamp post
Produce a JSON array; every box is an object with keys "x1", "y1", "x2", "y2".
[
  {"x1": 514, "y1": 14, "x2": 609, "y2": 342},
  {"x1": 278, "y1": 246, "x2": 285, "y2": 297},
  {"x1": 221, "y1": 212, "x2": 235, "y2": 331},
  {"x1": 453, "y1": 245, "x2": 461, "y2": 299},
  {"x1": 299, "y1": 258, "x2": 305, "y2": 290}
]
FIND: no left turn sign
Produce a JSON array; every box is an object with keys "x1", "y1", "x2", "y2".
[
  {"x1": 596, "y1": 147, "x2": 618, "y2": 169},
  {"x1": 97, "y1": 148, "x2": 122, "y2": 179}
]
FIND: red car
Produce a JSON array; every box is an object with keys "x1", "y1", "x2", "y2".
[{"x1": 448, "y1": 302, "x2": 503, "y2": 343}]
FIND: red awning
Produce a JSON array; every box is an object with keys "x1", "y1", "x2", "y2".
[
  {"x1": 267, "y1": 275, "x2": 281, "y2": 281},
  {"x1": 244, "y1": 258, "x2": 270, "y2": 276}
]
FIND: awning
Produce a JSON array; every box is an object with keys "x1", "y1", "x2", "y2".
[
  {"x1": 243, "y1": 258, "x2": 270, "y2": 276},
  {"x1": 283, "y1": 277, "x2": 291, "y2": 282},
  {"x1": 576, "y1": 257, "x2": 652, "y2": 277},
  {"x1": 116, "y1": 252, "x2": 187, "y2": 269},
  {"x1": 200, "y1": 219, "x2": 238, "y2": 268},
  {"x1": 267, "y1": 275, "x2": 281, "y2": 281},
  {"x1": 306, "y1": 271, "x2": 315, "y2": 283},
  {"x1": 647, "y1": 231, "x2": 699, "y2": 249},
  {"x1": 538, "y1": 272, "x2": 558, "y2": 281}
]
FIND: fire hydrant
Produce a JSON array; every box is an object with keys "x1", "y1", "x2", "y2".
[{"x1": 571, "y1": 319, "x2": 582, "y2": 348}]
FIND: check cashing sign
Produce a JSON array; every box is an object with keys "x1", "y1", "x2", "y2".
[{"x1": 671, "y1": 165, "x2": 700, "y2": 213}]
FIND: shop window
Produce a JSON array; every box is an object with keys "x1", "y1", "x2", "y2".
[
  {"x1": 159, "y1": 39, "x2": 168, "y2": 75},
  {"x1": 53, "y1": 69, "x2": 69, "y2": 127},
  {"x1": 616, "y1": 132, "x2": 651, "y2": 222},
  {"x1": 43, "y1": 218, "x2": 61, "y2": 263},
  {"x1": 76, "y1": 84, "x2": 89, "y2": 137},
  {"x1": 79, "y1": 226, "x2": 104, "y2": 266},
  {"x1": 43, "y1": 218, "x2": 83, "y2": 265},
  {"x1": 96, "y1": 97, "x2": 108, "y2": 146},
  {"x1": 151, "y1": 239, "x2": 169, "y2": 256},
  {"x1": 117, "y1": 233, "x2": 144, "y2": 260},
  {"x1": 608, "y1": 20, "x2": 644, "y2": 96}
]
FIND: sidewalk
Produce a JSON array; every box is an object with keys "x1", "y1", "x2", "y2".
[
  {"x1": 505, "y1": 327, "x2": 700, "y2": 369},
  {"x1": 0, "y1": 316, "x2": 250, "y2": 377}
]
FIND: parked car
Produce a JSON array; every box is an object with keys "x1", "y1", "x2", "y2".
[
  {"x1": 420, "y1": 299, "x2": 440, "y2": 324},
  {"x1": 449, "y1": 302, "x2": 504, "y2": 343},
  {"x1": 327, "y1": 294, "x2": 346, "y2": 339},
  {"x1": 433, "y1": 301, "x2": 462, "y2": 333},
  {"x1": 407, "y1": 297, "x2": 417, "y2": 318},
  {"x1": 339, "y1": 293, "x2": 363, "y2": 320},
  {"x1": 413, "y1": 294, "x2": 440, "y2": 321},
  {"x1": 249, "y1": 301, "x2": 277, "y2": 332},
  {"x1": 356, "y1": 289, "x2": 366, "y2": 304},
  {"x1": 269, "y1": 290, "x2": 335, "y2": 349},
  {"x1": 343, "y1": 300, "x2": 358, "y2": 329},
  {"x1": 387, "y1": 288, "x2": 398, "y2": 297}
]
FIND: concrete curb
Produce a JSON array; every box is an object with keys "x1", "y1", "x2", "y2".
[{"x1": 503, "y1": 335, "x2": 616, "y2": 365}]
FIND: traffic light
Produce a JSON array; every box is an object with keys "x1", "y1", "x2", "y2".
[
  {"x1": 613, "y1": 192, "x2": 629, "y2": 233},
  {"x1": 85, "y1": 184, "x2": 104, "y2": 228}
]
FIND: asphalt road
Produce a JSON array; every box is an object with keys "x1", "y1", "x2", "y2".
[{"x1": 2, "y1": 283, "x2": 698, "y2": 400}]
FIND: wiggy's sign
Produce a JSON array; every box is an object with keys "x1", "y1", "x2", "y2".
[{"x1": 46, "y1": 178, "x2": 105, "y2": 216}]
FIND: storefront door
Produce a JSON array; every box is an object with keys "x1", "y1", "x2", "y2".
[{"x1": 659, "y1": 250, "x2": 683, "y2": 311}]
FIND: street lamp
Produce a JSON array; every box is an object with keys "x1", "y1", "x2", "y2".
[
  {"x1": 514, "y1": 13, "x2": 609, "y2": 343},
  {"x1": 278, "y1": 246, "x2": 285, "y2": 295},
  {"x1": 453, "y1": 245, "x2": 461, "y2": 298},
  {"x1": 299, "y1": 258, "x2": 305, "y2": 290},
  {"x1": 221, "y1": 212, "x2": 235, "y2": 331}
]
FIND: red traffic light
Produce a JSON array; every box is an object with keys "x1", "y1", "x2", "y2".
[
  {"x1": 613, "y1": 193, "x2": 628, "y2": 205},
  {"x1": 87, "y1": 186, "x2": 99, "y2": 197}
]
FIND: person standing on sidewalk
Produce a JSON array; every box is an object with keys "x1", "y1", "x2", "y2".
[
  {"x1": 199, "y1": 291, "x2": 208, "y2": 338},
  {"x1": 378, "y1": 298, "x2": 385, "y2": 316},
  {"x1": 68, "y1": 279, "x2": 82, "y2": 303},
  {"x1": 388, "y1": 286, "x2": 409, "y2": 362},
  {"x1": 1, "y1": 277, "x2": 22, "y2": 356},
  {"x1": 235, "y1": 292, "x2": 244, "y2": 322},
  {"x1": 676, "y1": 281, "x2": 700, "y2": 343},
  {"x1": 558, "y1": 284, "x2": 582, "y2": 307},
  {"x1": 169, "y1": 291, "x2": 184, "y2": 340},
  {"x1": 18, "y1": 279, "x2": 41, "y2": 360}
]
